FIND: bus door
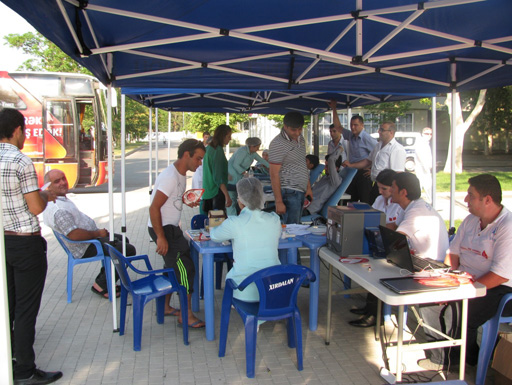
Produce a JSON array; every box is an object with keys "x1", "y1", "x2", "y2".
[
  {"x1": 42, "y1": 98, "x2": 80, "y2": 187},
  {"x1": 76, "y1": 98, "x2": 97, "y2": 186}
]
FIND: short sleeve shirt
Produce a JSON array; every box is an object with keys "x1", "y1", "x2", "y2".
[
  {"x1": 448, "y1": 207, "x2": 512, "y2": 287},
  {"x1": 368, "y1": 138, "x2": 406, "y2": 181},
  {"x1": 268, "y1": 130, "x2": 308, "y2": 192},
  {"x1": 396, "y1": 198, "x2": 449, "y2": 261},
  {"x1": 372, "y1": 195, "x2": 402, "y2": 224},
  {"x1": 148, "y1": 164, "x2": 185, "y2": 227},
  {"x1": 342, "y1": 129, "x2": 378, "y2": 163},
  {"x1": 0, "y1": 143, "x2": 41, "y2": 232}
]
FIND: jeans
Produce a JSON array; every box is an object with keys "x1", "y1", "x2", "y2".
[
  {"x1": 281, "y1": 188, "x2": 305, "y2": 224},
  {"x1": 5, "y1": 235, "x2": 48, "y2": 379}
]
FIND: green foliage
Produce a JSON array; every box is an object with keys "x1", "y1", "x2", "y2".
[
  {"x1": 435, "y1": 171, "x2": 512, "y2": 191},
  {"x1": 4, "y1": 32, "x2": 91, "y2": 74},
  {"x1": 364, "y1": 101, "x2": 412, "y2": 123},
  {"x1": 264, "y1": 114, "x2": 311, "y2": 128},
  {"x1": 185, "y1": 113, "x2": 250, "y2": 133}
]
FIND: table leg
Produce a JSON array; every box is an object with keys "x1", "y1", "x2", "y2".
[
  {"x1": 191, "y1": 246, "x2": 200, "y2": 312},
  {"x1": 459, "y1": 298, "x2": 468, "y2": 380},
  {"x1": 309, "y1": 246, "x2": 319, "y2": 331},
  {"x1": 286, "y1": 247, "x2": 297, "y2": 264},
  {"x1": 325, "y1": 264, "x2": 333, "y2": 345},
  {"x1": 203, "y1": 252, "x2": 215, "y2": 341},
  {"x1": 396, "y1": 305, "x2": 404, "y2": 382},
  {"x1": 376, "y1": 299, "x2": 382, "y2": 342}
]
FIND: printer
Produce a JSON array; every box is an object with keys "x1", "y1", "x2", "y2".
[{"x1": 326, "y1": 205, "x2": 385, "y2": 257}]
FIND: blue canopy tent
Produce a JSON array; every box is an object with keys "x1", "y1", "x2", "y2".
[{"x1": 1, "y1": 0, "x2": 512, "y2": 380}]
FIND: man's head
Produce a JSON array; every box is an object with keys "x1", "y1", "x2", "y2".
[
  {"x1": 177, "y1": 139, "x2": 206, "y2": 172},
  {"x1": 324, "y1": 153, "x2": 342, "y2": 175},
  {"x1": 0, "y1": 108, "x2": 26, "y2": 149},
  {"x1": 375, "y1": 169, "x2": 397, "y2": 199},
  {"x1": 378, "y1": 121, "x2": 396, "y2": 144},
  {"x1": 44, "y1": 169, "x2": 69, "y2": 197},
  {"x1": 465, "y1": 174, "x2": 502, "y2": 216},
  {"x1": 306, "y1": 154, "x2": 319, "y2": 170},
  {"x1": 350, "y1": 115, "x2": 364, "y2": 136},
  {"x1": 390, "y1": 172, "x2": 421, "y2": 209},
  {"x1": 422, "y1": 127, "x2": 432, "y2": 140},
  {"x1": 329, "y1": 123, "x2": 341, "y2": 142},
  {"x1": 283, "y1": 111, "x2": 304, "y2": 141}
]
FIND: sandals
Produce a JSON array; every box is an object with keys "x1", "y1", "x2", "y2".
[{"x1": 91, "y1": 286, "x2": 121, "y2": 299}]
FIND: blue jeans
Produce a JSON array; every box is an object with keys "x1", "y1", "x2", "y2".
[{"x1": 281, "y1": 188, "x2": 305, "y2": 224}]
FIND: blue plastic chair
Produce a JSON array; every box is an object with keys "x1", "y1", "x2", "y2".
[
  {"x1": 309, "y1": 163, "x2": 325, "y2": 186},
  {"x1": 105, "y1": 244, "x2": 189, "y2": 351},
  {"x1": 301, "y1": 167, "x2": 357, "y2": 222},
  {"x1": 219, "y1": 265, "x2": 316, "y2": 378},
  {"x1": 191, "y1": 214, "x2": 233, "y2": 296},
  {"x1": 53, "y1": 230, "x2": 113, "y2": 303},
  {"x1": 475, "y1": 293, "x2": 512, "y2": 385}
]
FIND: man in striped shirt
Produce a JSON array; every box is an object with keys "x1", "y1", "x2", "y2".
[{"x1": 269, "y1": 112, "x2": 312, "y2": 224}]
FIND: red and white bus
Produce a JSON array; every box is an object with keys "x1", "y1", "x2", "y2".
[{"x1": 0, "y1": 71, "x2": 109, "y2": 188}]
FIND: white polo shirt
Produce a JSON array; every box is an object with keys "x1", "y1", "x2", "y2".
[
  {"x1": 449, "y1": 207, "x2": 512, "y2": 287},
  {"x1": 368, "y1": 138, "x2": 406, "y2": 181},
  {"x1": 396, "y1": 198, "x2": 449, "y2": 261},
  {"x1": 148, "y1": 164, "x2": 185, "y2": 227},
  {"x1": 372, "y1": 195, "x2": 402, "y2": 224}
]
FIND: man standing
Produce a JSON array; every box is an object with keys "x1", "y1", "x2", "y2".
[
  {"x1": 343, "y1": 121, "x2": 406, "y2": 204},
  {"x1": 43, "y1": 169, "x2": 136, "y2": 299},
  {"x1": 415, "y1": 127, "x2": 433, "y2": 203},
  {"x1": 269, "y1": 111, "x2": 312, "y2": 224},
  {"x1": 418, "y1": 174, "x2": 512, "y2": 370},
  {"x1": 148, "y1": 139, "x2": 206, "y2": 328},
  {"x1": 327, "y1": 122, "x2": 346, "y2": 157},
  {"x1": 0, "y1": 109, "x2": 62, "y2": 384},
  {"x1": 329, "y1": 100, "x2": 377, "y2": 204}
]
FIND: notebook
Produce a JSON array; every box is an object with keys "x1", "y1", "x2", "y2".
[
  {"x1": 378, "y1": 225, "x2": 448, "y2": 272},
  {"x1": 380, "y1": 276, "x2": 459, "y2": 294}
]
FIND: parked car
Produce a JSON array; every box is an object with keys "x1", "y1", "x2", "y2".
[{"x1": 370, "y1": 131, "x2": 421, "y2": 172}]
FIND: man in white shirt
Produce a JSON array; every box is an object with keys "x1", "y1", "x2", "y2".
[
  {"x1": 418, "y1": 174, "x2": 512, "y2": 370},
  {"x1": 148, "y1": 139, "x2": 206, "y2": 328},
  {"x1": 343, "y1": 121, "x2": 406, "y2": 204}
]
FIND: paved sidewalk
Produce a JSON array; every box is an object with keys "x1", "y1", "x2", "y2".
[{"x1": 32, "y1": 184, "x2": 499, "y2": 385}]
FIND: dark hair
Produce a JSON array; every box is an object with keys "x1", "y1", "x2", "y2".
[
  {"x1": 393, "y1": 172, "x2": 421, "y2": 200},
  {"x1": 468, "y1": 174, "x2": 502, "y2": 204},
  {"x1": 210, "y1": 124, "x2": 231, "y2": 148},
  {"x1": 382, "y1": 121, "x2": 396, "y2": 132},
  {"x1": 376, "y1": 169, "x2": 397, "y2": 187},
  {"x1": 0, "y1": 108, "x2": 25, "y2": 140},
  {"x1": 202, "y1": 131, "x2": 210, "y2": 137},
  {"x1": 350, "y1": 115, "x2": 364, "y2": 124},
  {"x1": 283, "y1": 111, "x2": 304, "y2": 128},
  {"x1": 329, "y1": 123, "x2": 335, "y2": 129},
  {"x1": 306, "y1": 154, "x2": 319, "y2": 168},
  {"x1": 178, "y1": 139, "x2": 205, "y2": 159},
  {"x1": 325, "y1": 153, "x2": 342, "y2": 169}
]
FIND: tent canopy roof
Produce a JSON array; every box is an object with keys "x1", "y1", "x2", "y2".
[{"x1": 3, "y1": 0, "x2": 512, "y2": 112}]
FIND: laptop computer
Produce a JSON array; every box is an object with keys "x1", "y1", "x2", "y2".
[
  {"x1": 378, "y1": 225, "x2": 448, "y2": 272},
  {"x1": 380, "y1": 276, "x2": 459, "y2": 294},
  {"x1": 365, "y1": 227, "x2": 386, "y2": 259}
]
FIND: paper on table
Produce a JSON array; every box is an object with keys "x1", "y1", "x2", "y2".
[{"x1": 284, "y1": 224, "x2": 311, "y2": 236}]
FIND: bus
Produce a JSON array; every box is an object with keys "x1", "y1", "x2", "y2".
[{"x1": 0, "y1": 71, "x2": 109, "y2": 188}]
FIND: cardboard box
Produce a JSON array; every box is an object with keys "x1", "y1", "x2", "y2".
[
  {"x1": 492, "y1": 333, "x2": 512, "y2": 385},
  {"x1": 208, "y1": 210, "x2": 226, "y2": 229}
]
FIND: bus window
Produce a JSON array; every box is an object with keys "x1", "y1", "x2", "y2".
[
  {"x1": 77, "y1": 101, "x2": 95, "y2": 151},
  {"x1": 45, "y1": 100, "x2": 75, "y2": 158},
  {"x1": 0, "y1": 77, "x2": 27, "y2": 109}
]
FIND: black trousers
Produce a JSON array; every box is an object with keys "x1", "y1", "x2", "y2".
[
  {"x1": 82, "y1": 233, "x2": 136, "y2": 289},
  {"x1": 418, "y1": 285, "x2": 512, "y2": 365},
  {"x1": 5, "y1": 235, "x2": 47, "y2": 379},
  {"x1": 346, "y1": 169, "x2": 373, "y2": 204},
  {"x1": 202, "y1": 189, "x2": 226, "y2": 213}
]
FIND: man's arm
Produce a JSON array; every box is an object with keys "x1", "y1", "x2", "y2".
[
  {"x1": 328, "y1": 99, "x2": 343, "y2": 132},
  {"x1": 25, "y1": 190, "x2": 56, "y2": 215},
  {"x1": 476, "y1": 272, "x2": 508, "y2": 289},
  {"x1": 149, "y1": 190, "x2": 170, "y2": 256},
  {"x1": 342, "y1": 158, "x2": 371, "y2": 170},
  {"x1": 67, "y1": 228, "x2": 108, "y2": 241},
  {"x1": 444, "y1": 253, "x2": 460, "y2": 269},
  {"x1": 270, "y1": 163, "x2": 286, "y2": 215}
]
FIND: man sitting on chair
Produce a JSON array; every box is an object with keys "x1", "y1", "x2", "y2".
[
  {"x1": 43, "y1": 169, "x2": 136, "y2": 299},
  {"x1": 302, "y1": 147, "x2": 345, "y2": 217}
]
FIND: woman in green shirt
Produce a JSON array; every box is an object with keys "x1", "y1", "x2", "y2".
[{"x1": 202, "y1": 124, "x2": 232, "y2": 213}]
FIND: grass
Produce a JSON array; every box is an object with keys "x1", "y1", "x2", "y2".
[
  {"x1": 435, "y1": 171, "x2": 512, "y2": 192},
  {"x1": 113, "y1": 142, "x2": 145, "y2": 156}
]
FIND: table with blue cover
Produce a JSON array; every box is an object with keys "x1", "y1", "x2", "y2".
[{"x1": 186, "y1": 231, "x2": 303, "y2": 341}]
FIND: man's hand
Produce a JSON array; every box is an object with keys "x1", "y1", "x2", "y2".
[
  {"x1": 97, "y1": 228, "x2": 109, "y2": 238},
  {"x1": 306, "y1": 186, "x2": 313, "y2": 201},
  {"x1": 41, "y1": 190, "x2": 57, "y2": 203},
  {"x1": 342, "y1": 161, "x2": 351, "y2": 168},
  {"x1": 225, "y1": 195, "x2": 232, "y2": 208},
  {"x1": 363, "y1": 167, "x2": 371, "y2": 178},
  {"x1": 327, "y1": 99, "x2": 337, "y2": 110},
  {"x1": 185, "y1": 201, "x2": 201, "y2": 208},
  {"x1": 156, "y1": 236, "x2": 169, "y2": 256},
  {"x1": 275, "y1": 201, "x2": 286, "y2": 215}
]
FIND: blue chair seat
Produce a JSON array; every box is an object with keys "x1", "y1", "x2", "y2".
[
  {"x1": 105, "y1": 244, "x2": 189, "y2": 351},
  {"x1": 53, "y1": 230, "x2": 113, "y2": 303},
  {"x1": 219, "y1": 264, "x2": 316, "y2": 378}
]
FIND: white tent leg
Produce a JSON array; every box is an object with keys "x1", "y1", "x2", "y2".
[
  {"x1": 431, "y1": 96, "x2": 437, "y2": 209},
  {"x1": 155, "y1": 108, "x2": 159, "y2": 179},
  {"x1": 450, "y1": 89, "x2": 457, "y2": 228},
  {"x1": 168, "y1": 111, "x2": 171, "y2": 165},
  {"x1": 121, "y1": 94, "x2": 127, "y2": 256},
  {"x1": 148, "y1": 108, "x2": 153, "y2": 193}
]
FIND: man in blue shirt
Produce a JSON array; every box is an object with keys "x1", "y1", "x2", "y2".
[{"x1": 328, "y1": 100, "x2": 377, "y2": 204}]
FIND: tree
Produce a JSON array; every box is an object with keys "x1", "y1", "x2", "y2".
[
  {"x1": 364, "y1": 101, "x2": 412, "y2": 123},
  {"x1": 186, "y1": 112, "x2": 250, "y2": 133},
  {"x1": 443, "y1": 90, "x2": 487, "y2": 173}
]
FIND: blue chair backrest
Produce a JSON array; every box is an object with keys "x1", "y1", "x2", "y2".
[
  {"x1": 236, "y1": 265, "x2": 315, "y2": 318},
  {"x1": 319, "y1": 167, "x2": 357, "y2": 218},
  {"x1": 105, "y1": 244, "x2": 134, "y2": 292},
  {"x1": 309, "y1": 164, "x2": 325, "y2": 186},
  {"x1": 53, "y1": 230, "x2": 104, "y2": 258},
  {"x1": 191, "y1": 214, "x2": 208, "y2": 230}
]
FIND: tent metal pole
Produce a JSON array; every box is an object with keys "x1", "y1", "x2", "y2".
[
  {"x1": 168, "y1": 111, "x2": 171, "y2": 165},
  {"x1": 225, "y1": 113, "x2": 230, "y2": 158},
  {"x1": 148, "y1": 108, "x2": 153, "y2": 192},
  {"x1": 450, "y1": 90, "x2": 456, "y2": 228},
  {"x1": 431, "y1": 96, "x2": 437, "y2": 209},
  {"x1": 121, "y1": 94, "x2": 127, "y2": 256},
  {"x1": 155, "y1": 108, "x2": 159, "y2": 179}
]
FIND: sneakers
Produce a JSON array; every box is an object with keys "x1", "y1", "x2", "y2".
[{"x1": 14, "y1": 369, "x2": 63, "y2": 385}]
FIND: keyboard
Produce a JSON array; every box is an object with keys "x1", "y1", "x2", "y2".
[{"x1": 412, "y1": 255, "x2": 448, "y2": 271}]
